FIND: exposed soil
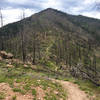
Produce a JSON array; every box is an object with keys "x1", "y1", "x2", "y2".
[
  {"x1": 0, "y1": 80, "x2": 92, "y2": 100},
  {"x1": 56, "y1": 80, "x2": 90, "y2": 100},
  {"x1": 0, "y1": 83, "x2": 45, "y2": 100}
]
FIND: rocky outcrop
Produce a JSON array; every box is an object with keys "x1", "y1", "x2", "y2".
[{"x1": 0, "y1": 51, "x2": 13, "y2": 59}]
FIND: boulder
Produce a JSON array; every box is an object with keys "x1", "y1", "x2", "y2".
[
  {"x1": 0, "y1": 51, "x2": 13, "y2": 59},
  {"x1": 12, "y1": 59, "x2": 23, "y2": 64},
  {"x1": 6, "y1": 64, "x2": 14, "y2": 68},
  {"x1": 5, "y1": 59, "x2": 12, "y2": 64},
  {"x1": 0, "y1": 51, "x2": 7, "y2": 59},
  {"x1": 7, "y1": 53, "x2": 13, "y2": 59},
  {"x1": 24, "y1": 64, "x2": 29, "y2": 68},
  {"x1": 0, "y1": 56, "x2": 2, "y2": 61}
]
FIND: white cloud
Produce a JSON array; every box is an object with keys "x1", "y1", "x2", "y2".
[
  {"x1": 82, "y1": 11, "x2": 100, "y2": 19},
  {"x1": 42, "y1": 0, "x2": 63, "y2": 10},
  {"x1": 83, "y1": 0, "x2": 95, "y2": 4},
  {"x1": 0, "y1": 0, "x2": 100, "y2": 26},
  {"x1": 7, "y1": 0, "x2": 29, "y2": 4},
  {"x1": 1, "y1": 8, "x2": 36, "y2": 26}
]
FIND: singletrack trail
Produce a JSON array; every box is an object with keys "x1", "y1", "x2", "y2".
[{"x1": 55, "y1": 80, "x2": 90, "y2": 100}]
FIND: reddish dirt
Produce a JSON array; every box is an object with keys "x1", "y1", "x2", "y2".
[
  {"x1": 0, "y1": 80, "x2": 91, "y2": 100},
  {"x1": 56, "y1": 80, "x2": 90, "y2": 100},
  {"x1": 36, "y1": 87, "x2": 45, "y2": 100},
  {"x1": 0, "y1": 83, "x2": 45, "y2": 100}
]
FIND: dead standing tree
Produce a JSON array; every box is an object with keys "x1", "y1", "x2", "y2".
[
  {"x1": 0, "y1": 8, "x2": 3, "y2": 27},
  {"x1": 20, "y1": 10, "x2": 26, "y2": 62},
  {"x1": 0, "y1": 8, "x2": 4, "y2": 50}
]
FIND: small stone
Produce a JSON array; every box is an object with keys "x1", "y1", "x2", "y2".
[
  {"x1": 6, "y1": 64, "x2": 14, "y2": 68},
  {"x1": 54, "y1": 91, "x2": 59, "y2": 95},
  {"x1": 24, "y1": 64, "x2": 28, "y2": 68}
]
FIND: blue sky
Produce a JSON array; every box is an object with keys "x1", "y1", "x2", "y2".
[{"x1": 0, "y1": 0, "x2": 100, "y2": 26}]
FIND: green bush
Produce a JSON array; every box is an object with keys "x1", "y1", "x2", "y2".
[
  {"x1": 32, "y1": 89, "x2": 37, "y2": 96},
  {"x1": 12, "y1": 95, "x2": 16, "y2": 100}
]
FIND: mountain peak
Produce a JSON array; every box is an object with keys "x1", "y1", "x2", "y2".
[
  {"x1": 44, "y1": 8, "x2": 56, "y2": 11},
  {"x1": 45, "y1": 8, "x2": 54, "y2": 10},
  {"x1": 40, "y1": 8, "x2": 58, "y2": 13}
]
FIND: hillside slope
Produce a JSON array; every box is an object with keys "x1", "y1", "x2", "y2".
[
  {"x1": 0, "y1": 51, "x2": 98, "y2": 100},
  {"x1": 0, "y1": 8, "x2": 100, "y2": 86}
]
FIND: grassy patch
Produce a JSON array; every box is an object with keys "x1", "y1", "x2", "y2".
[
  {"x1": 12, "y1": 95, "x2": 16, "y2": 100},
  {"x1": 13, "y1": 88, "x2": 25, "y2": 94},
  {"x1": 0, "y1": 61, "x2": 67, "y2": 100},
  {"x1": 0, "y1": 92, "x2": 5, "y2": 99},
  {"x1": 23, "y1": 84, "x2": 31, "y2": 91},
  {"x1": 32, "y1": 89, "x2": 37, "y2": 96}
]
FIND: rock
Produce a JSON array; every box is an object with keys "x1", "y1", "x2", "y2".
[
  {"x1": 6, "y1": 64, "x2": 14, "y2": 68},
  {"x1": 7, "y1": 53, "x2": 13, "y2": 59},
  {"x1": 37, "y1": 80, "x2": 41, "y2": 82},
  {"x1": 27, "y1": 61, "x2": 32, "y2": 65},
  {"x1": 5, "y1": 59, "x2": 12, "y2": 64},
  {"x1": 54, "y1": 91, "x2": 59, "y2": 95},
  {"x1": 0, "y1": 51, "x2": 13, "y2": 59},
  {"x1": 0, "y1": 51, "x2": 7, "y2": 59},
  {"x1": 12, "y1": 59, "x2": 23, "y2": 64},
  {"x1": 0, "y1": 56, "x2": 2, "y2": 61},
  {"x1": 24, "y1": 64, "x2": 28, "y2": 68}
]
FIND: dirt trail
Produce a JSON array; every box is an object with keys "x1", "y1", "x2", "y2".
[
  {"x1": 0, "y1": 80, "x2": 91, "y2": 100},
  {"x1": 56, "y1": 80, "x2": 90, "y2": 100}
]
